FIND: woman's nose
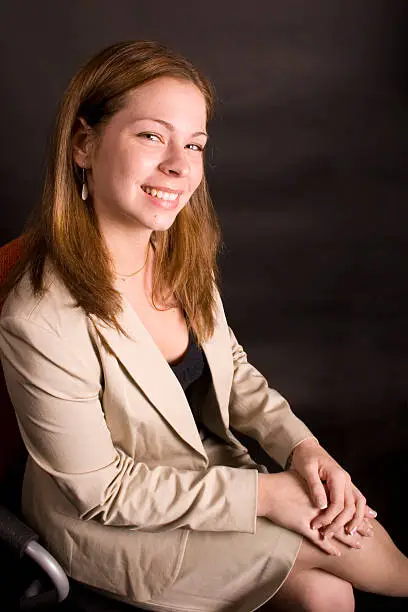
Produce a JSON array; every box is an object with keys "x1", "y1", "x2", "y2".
[{"x1": 158, "y1": 149, "x2": 190, "y2": 177}]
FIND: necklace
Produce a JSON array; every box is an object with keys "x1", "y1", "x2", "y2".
[{"x1": 115, "y1": 243, "x2": 150, "y2": 281}]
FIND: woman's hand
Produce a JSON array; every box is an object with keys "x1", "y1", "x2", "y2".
[
  {"x1": 288, "y1": 438, "x2": 377, "y2": 537},
  {"x1": 257, "y1": 471, "x2": 363, "y2": 556}
]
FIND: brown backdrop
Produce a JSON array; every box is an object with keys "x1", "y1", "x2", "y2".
[{"x1": 1, "y1": 2, "x2": 407, "y2": 609}]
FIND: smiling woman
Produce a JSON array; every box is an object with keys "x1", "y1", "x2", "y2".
[
  {"x1": 1, "y1": 41, "x2": 219, "y2": 348},
  {"x1": 0, "y1": 41, "x2": 407, "y2": 612},
  {"x1": 72, "y1": 74, "x2": 211, "y2": 360},
  {"x1": 76, "y1": 78, "x2": 208, "y2": 238}
]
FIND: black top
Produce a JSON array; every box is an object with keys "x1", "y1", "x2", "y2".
[
  {"x1": 169, "y1": 331, "x2": 210, "y2": 423},
  {"x1": 169, "y1": 331, "x2": 205, "y2": 391}
]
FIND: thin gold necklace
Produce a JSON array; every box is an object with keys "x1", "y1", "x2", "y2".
[{"x1": 115, "y1": 243, "x2": 150, "y2": 281}]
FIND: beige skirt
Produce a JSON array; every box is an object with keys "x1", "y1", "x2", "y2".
[{"x1": 93, "y1": 432, "x2": 302, "y2": 612}]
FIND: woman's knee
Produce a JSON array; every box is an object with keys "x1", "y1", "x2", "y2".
[
  {"x1": 273, "y1": 568, "x2": 355, "y2": 612},
  {"x1": 300, "y1": 571, "x2": 354, "y2": 612}
]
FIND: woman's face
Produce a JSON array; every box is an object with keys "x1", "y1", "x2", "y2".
[{"x1": 83, "y1": 77, "x2": 208, "y2": 232}]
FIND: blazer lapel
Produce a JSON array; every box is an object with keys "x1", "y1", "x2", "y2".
[
  {"x1": 90, "y1": 301, "x2": 207, "y2": 460},
  {"x1": 200, "y1": 287, "x2": 234, "y2": 437},
  {"x1": 201, "y1": 325, "x2": 233, "y2": 430}
]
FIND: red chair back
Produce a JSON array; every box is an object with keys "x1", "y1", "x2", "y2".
[{"x1": 0, "y1": 237, "x2": 26, "y2": 490}]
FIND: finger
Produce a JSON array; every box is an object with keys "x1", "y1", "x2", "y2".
[
  {"x1": 323, "y1": 485, "x2": 356, "y2": 539},
  {"x1": 303, "y1": 462, "x2": 328, "y2": 510},
  {"x1": 356, "y1": 518, "x2": 374, "y2": 537},
  {"x1": 311, "y1": 470, "x2": 347, "y2": 529},
  {"x1": 364, "y1": 504, "x2": 377, "y2": 519},
  {"x1": 352, "y1": 485, "x2": 377, "y2": 520},
  {"x1": 307, "y1": 526, "x2": 342, "y2": 557},
  {"x1": 333, "y1": 528, "x2": 362, "y2": 550},
  {"x1": 346, "y1": 488, "x2": 367, "y2": 535}
]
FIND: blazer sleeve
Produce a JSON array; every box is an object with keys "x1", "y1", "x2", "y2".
[
  {"x1": 228, "y1": 327, "x2": 316, "y2": 468},
  {"x1": 0, "y1": 315, "x2": 258, "y2": 534}
]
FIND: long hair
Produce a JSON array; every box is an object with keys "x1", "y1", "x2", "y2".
[{"x1": 2, "y1": 41, "x2": 221, "y2": 342}]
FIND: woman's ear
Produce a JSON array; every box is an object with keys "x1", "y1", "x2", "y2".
[{"x1": 72, "y1": 117, "x2": 94, "y2": 168}]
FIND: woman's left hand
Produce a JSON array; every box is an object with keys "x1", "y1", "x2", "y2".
[{"x1": 289, "y1": 438, "x2": 377, "y2": 537}]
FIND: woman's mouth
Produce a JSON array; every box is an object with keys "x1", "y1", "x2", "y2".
[{"x1": 141, "y1": 185, "x2": 181, "y2": 205}]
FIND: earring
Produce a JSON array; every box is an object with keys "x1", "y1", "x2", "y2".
[{"x1": 81, "y1": 167, "x2": 89, "y2": 201}]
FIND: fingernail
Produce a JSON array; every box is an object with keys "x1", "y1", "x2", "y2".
[
  {"x1": 368, "y1": 509, "x2": 377, "y2": 518},
  {"x1": 367, "y1": 528, "x2": 373, "y2": 536},
  {"x1": 319, "y1": 502, "x2": 328, "y2": 510},
  {"x1": 350, "y1": 527, "x2": 357, "y2": 536},
  {"x1": 354, "y1": 541, "x2": 362, "y2": 549}
]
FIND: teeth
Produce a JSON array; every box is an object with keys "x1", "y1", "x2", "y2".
[{"x1": 142, "y1": 186, "x2": 178, "y2": 201}]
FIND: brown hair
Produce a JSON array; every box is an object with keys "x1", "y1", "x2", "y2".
[{"x1": 2, "y1": 41, "x2": 221, "y2": 342}]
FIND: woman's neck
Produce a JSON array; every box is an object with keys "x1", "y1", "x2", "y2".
[{"x1": 101, "y1": 222, "x2": 153, "y2": 277}]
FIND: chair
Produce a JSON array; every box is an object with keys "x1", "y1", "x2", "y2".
[{"x1": 0, "y1": 237, "x2": 142, "y2": 611}]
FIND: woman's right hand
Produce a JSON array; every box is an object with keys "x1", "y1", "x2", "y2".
[{"x1": 257, "y1": 471, "x2": 363, "y2": 556}]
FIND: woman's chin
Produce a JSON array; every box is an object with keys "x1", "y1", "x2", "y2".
[
  {"x1": 113, "y1": 209, "x2": 178, "y2": 233},
  {"x1": 147, "y1": 212, "x2": 179, "y2": 232}
]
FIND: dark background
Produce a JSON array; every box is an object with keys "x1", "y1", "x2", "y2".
[{"x1": 1, "y1": 1, "x2": 407, "y2": 610}]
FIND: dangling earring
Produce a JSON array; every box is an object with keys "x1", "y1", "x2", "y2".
[{"x1": 81, "y1": 167, "x2": 89, "y2": 201}]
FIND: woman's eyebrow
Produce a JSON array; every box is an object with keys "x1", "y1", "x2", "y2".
[{"x1": 133, "y1": 117, "x2": 208, "y2": 138}]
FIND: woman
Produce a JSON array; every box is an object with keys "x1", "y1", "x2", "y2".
[{"x1": 0, "y1": 41, "x2": 406, "y2": 612}]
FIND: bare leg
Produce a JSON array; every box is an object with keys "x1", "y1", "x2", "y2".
[
  {"x1": 259, "y1": 519, "x2": 406, "y2": 611},
  {"x1": 270, "y1": 569, "x2": 355, "y2": 611},
  {"x1": 294, "y1": 519, "x2": 408, "y2": 597}
]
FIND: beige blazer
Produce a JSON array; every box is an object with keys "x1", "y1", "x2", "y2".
[{"x1": 0, "y1": 270, "x2": 313, "y2": 603}]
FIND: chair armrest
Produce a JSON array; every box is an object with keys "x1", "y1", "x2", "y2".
[
  {"x1": 0, "y1": 504, "x2": 69, "y2": 603},
  {"x1": 0, "y1": 503, "x2": 38, "y2": 557}
]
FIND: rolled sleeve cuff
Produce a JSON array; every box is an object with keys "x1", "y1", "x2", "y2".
[{"x1": 222, "y1": 466, "x2": 258, "y2": 534}]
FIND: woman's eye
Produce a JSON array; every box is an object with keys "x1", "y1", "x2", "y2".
[
  {"x1": 138, "y1": 133, "x2": 162, "y2": 143},
  {"x1": 186, "y1": 143, "x2": 205, "y2": 152}
]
